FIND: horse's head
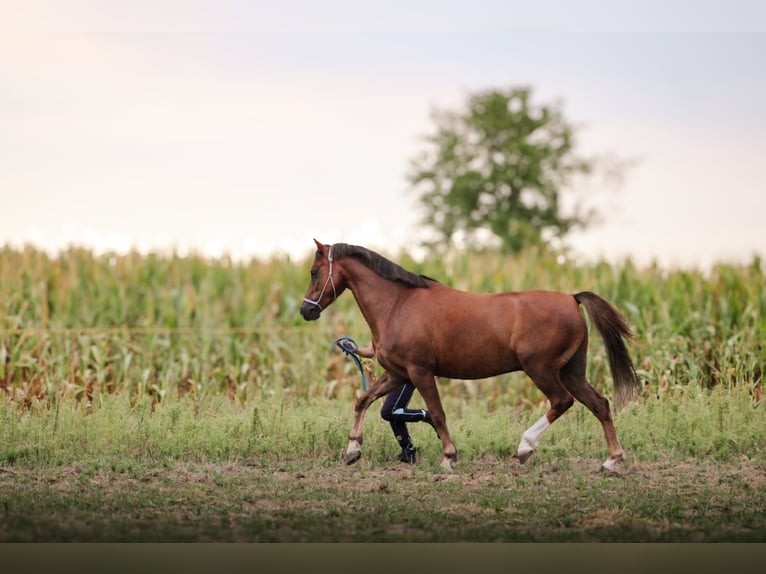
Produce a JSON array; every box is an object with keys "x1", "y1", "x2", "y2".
[{"x1": 300, "y1": 239, "x2": 343, "y2": 321}]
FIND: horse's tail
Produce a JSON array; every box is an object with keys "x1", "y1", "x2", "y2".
[{"x1": 574, "y1": 291, "x2": 640, "y2": 408}]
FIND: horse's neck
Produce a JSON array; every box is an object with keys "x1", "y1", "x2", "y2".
[{"x1": 343, "y1": 260, "x2": 406, "y2": 339}]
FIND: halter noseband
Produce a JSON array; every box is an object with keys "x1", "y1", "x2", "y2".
[{"x1": 302, "y1": 244, "x2": 336, "y2": 311}]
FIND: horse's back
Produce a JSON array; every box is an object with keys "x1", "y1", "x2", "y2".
[{"x1": 421, "y1": 285, "x2": 582, "y2": 326}]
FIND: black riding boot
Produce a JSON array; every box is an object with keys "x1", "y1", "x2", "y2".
[{"x1": 390, "y1": 420, "x2": 417, "y2": 463}]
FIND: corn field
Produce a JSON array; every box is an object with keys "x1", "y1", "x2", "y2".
[{"x1": 1, "y1": 245, "x2": 764, "y2": 411}]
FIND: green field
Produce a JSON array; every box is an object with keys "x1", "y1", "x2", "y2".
[{"x1": 0, "y1": 245, "x2": 764, "y2": 541}]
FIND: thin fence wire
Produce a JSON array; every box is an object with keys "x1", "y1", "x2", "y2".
[{"x1": 0, "y1": 326, "x2": 326, "y2": 336}]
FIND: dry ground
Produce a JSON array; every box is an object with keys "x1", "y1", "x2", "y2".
[{"x1": 2, "y1": 454, "x2": 764, "y2": 542}]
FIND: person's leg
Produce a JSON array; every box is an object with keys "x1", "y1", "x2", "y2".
[{"x1": 380, "y1": 383, "x2": 419, "y2": 461}]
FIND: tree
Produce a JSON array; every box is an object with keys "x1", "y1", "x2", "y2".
[{"x1": 408, "y1": 86, "x2": 601, "y2": 254}]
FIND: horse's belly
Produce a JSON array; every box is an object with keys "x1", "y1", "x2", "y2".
[{"x1": 434, "y1": 352, "x2": 522, "y2": 380}]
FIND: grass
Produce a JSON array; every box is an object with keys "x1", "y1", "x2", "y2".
[{"x1": 1, "y1": 387, "x2": 764, "y2": 542}]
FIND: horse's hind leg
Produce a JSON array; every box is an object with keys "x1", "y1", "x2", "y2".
[
  {"x1": 514, "y1": 367, "x2": 574, "y2": 464},
  {"x1": 345, "y1": 370, "x2": 402, "y2": 465},
  {"x1": 560, "y1": 345, "x2": 625, "y2": 472}
]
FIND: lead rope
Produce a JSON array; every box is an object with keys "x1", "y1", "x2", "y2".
[{"x1": 334, "y1": 336, "x2": 370, "y2": 391}]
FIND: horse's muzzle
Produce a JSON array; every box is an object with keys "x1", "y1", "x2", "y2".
[{"x1": 300, "y1": 302, "x2": 321, "y2": 321}]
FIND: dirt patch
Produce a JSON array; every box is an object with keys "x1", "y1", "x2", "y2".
[{"x1": 2, "y1": 456, "x2": 765, "y2": 541}]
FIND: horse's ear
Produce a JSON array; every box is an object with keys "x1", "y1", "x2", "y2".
[{"x1": 313, "y1": 239, "x2": 324, "y2": 251}]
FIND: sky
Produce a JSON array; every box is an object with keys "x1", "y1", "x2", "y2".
[{"x1": 2, "y1": 1, "x2": 765, "y2": 269}]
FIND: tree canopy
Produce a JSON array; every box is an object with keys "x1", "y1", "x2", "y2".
[{"x1": 408, "y1": 87, "x2": 600, "y2": 254}]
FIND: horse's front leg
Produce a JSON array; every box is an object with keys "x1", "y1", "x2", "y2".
[
  {"x1": 409, "y1": 368, "x2": 457, "y2": 471},
  {"x1": 345, "y1": 370, "x2": 402, "y2": 465}
]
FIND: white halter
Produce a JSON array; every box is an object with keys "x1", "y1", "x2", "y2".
[{"x1": 302, "y1": 244, "x2": 336, "y2": 311}]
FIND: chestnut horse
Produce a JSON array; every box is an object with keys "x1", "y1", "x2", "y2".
[{"x1": 300, "y1": 240, "x2": 639, "y2": 472}]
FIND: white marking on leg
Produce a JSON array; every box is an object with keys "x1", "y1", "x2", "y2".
[
  {"x1": 517, "y1": 415, "x2": 550, "y2": 457},
  {"x1": 602, "y1": 449, "x2": 625, "y2": 472}
]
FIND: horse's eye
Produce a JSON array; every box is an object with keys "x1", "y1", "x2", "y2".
[{"x1": 311, "y1": 268, "x2": 318, "y2": 278}]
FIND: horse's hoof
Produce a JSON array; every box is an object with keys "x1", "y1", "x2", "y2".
[
  {"x1": 600, "y1": 454, "x2": 625, "y2": 474},
  {"x1": 440, "y1": 456, "x2": 456, "y2": 472},
  {"x1": 514, "y1": 449, "x2": 534, "y2": 464},
  {"x1": 345, "y1": 450, "x2": 362, "y2": 465},
  {"x1": 345, "y1": 439, "x2": 362, "y2": 465}
]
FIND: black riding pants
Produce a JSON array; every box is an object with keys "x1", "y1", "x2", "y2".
[{"x1": 379, "y1": 382, "x2": 427, "y2": 449}]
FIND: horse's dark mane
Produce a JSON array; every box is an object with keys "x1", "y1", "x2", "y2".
[{"x1": 332, "y1": 243, "x2": 433, "y2": 288}]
